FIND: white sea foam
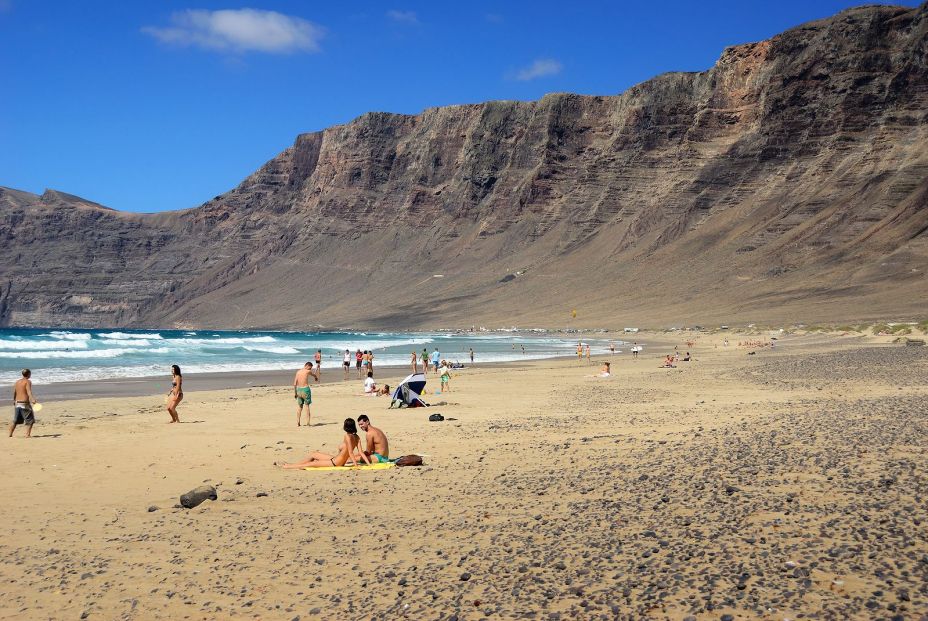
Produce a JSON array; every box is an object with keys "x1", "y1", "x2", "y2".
[
  {"x1": 0, "y1": 339, "x2": 89, "y2": 351},
  {"x1": 244, "y1": 345, "x2": 301, "y2": 355},
  {"x1": 0, "y1": 347, "x2": 169, "y2": 359},
  {"x1": 43, "y1": 331, "x2": 92, "y2": 341},
  {"x1": 98, "y1": 332, "x2": 163, "y2": 340},
  {"x1": 327, "y1": 337, "x2": 433, "y2": 351},
  {"x1": 97, "y1": 338, "x2": 152, "y2": 347},
  {"x1": 170, "y1": 336, "x2": 277, "y2": 346}
]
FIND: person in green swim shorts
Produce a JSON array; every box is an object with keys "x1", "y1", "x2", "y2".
[
  {"x1": 354, "y1": 414, "x2": 390, "y2": 462},
  {"x1": 293, "y1": 362, "x2": 314, "y2": 427}
]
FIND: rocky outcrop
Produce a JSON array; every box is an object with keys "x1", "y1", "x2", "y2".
[{"x1": 2, "y1": 4, "x2": 927, "y2": 328}]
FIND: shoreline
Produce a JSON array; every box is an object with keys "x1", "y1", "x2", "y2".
[{"x1": 21, "y1": 359, "x2": 542, "y2": 402}]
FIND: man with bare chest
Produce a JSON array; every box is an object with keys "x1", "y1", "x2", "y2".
[
  {"x1": 355, "y1": 414, "x2": 389, "y2": 462},
  {"x1": 10, "y1": 369, "x2": 37, "y2": 438},
  {"x1": 293, "y1": 362, "x2": 315, "y2": 427}
]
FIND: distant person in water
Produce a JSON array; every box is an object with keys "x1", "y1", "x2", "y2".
[
  {"x1": 469, "y1": 348, "x2": 475, "y2": 365},
  {"x1": 278, "y1": 418, "x2": 371, "y2": 469},
  {"x1": 293, "y1": 362, "x2": 314, "y2": 427},
  {"x1": 167, "y1": 364, "x2": 183, "y2": 423},
  {"x1": 10, "y1": 368, "x2": 37, "y2": 438}
]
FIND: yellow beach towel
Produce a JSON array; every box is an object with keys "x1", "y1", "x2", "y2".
[{"x1": 304, "y1": 462, "x2": 395, "y2": 472}]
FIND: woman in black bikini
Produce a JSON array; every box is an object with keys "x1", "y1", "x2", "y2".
[
  {"x1": 278, "y1": 418, "x2": 371, "y2": 469},
  {"x1": 166, "y1": 364, "x2": 183, "y2": 423}
]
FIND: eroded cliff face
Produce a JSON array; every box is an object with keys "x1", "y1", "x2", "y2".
[{"x1": 2, "y1": 4, "x2": 927, "y2": 329}]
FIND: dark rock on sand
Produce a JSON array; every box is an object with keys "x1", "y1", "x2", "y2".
[{"x1": 179, "y1": 485, "x2": 217, "y2": 509}]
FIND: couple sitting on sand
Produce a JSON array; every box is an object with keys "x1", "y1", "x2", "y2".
[{"x1": 279, "y1": 414, "x2": 389, "y2": 469}]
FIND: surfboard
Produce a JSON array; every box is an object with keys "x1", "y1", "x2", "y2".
[{"x1": 304, "y1": 462, "x2": 395, "y2": 472}]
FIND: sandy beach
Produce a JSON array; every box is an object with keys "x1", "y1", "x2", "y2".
[{"x1": 1, "y1": 333, "x2": 926, "y2": 620}]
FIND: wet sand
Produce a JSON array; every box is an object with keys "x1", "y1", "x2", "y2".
[{"x1": 1, "y1": 334, "x2": 926, "y2": 619}]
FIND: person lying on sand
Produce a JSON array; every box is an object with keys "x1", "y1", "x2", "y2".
[
  {"x1": 278, "y1": 418, "x2": 371, "y2": 469},
  {"x1": 353, "y1": 414, "x2": 390, "y2": 463}
]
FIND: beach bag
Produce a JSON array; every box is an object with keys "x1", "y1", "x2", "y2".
[
  {"x1": 395, "y1": 454, "x2": 423, "y2": 467},
  {"x1": 428, "y1": 413, "x2": 444, "y2": 422}
]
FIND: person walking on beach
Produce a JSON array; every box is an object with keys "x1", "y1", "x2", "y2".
[
  {"x1": 410, "y1": 351, "x2": 418, "y2": 373},
  {"x1": 585, "y1": 343, "x2": 591, "y2": 363},
  {"x1": 314, "y1": 350, "x2": 323, "y2": 378},
  {"x1": 633, "y1": 342, "x2": 639, "y2": 360},
  {"x1": 422, "y1": 348, "x2": 429, "y2": 375},
  {"x1": 431, "y1": 347, "x2": 440, "y2": 372},
  {"x1": 355, "y1": 414, "x2": 390, "y2": 463},
  {"x1": 356, "y1": 349, "x2": 363, "y2": 378},
  {"x1": 469, "y1": 348, "x2": 474, "y2": 366},
  {"x1": 343, "y1": 349, "x2": 351, "y2": 380},
  {"x1": 10, "y1": 369, "x2": 37, "y2": 438},
  {"x1": 609, "y1": 342, "x2": 615, "y2": 357},
  {"x1": 166, "y1": 364, "x2": 183, "y2": 423},
  {"x1": 294, "y1": 362, "x2": 314, "y2": 427},
  {"x1": 577, "y1": 343, "x2": 583, "y2": 363},
  {"x1": 369, "y1": 350, "x2": 375, "y2": 375}
]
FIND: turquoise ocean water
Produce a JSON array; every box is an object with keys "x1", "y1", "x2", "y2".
[{"x1": 0, "y1": 328, "x2": 623, "y2": 384}]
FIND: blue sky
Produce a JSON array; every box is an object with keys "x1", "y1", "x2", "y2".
[{"x1": 1, "y1": 1, "x2": 918, "y2": 213}]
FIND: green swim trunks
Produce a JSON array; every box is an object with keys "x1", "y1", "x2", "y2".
[
  {"x1": 372, "y1": 452, "x2": 389, "y2": 463},
  {"x1": 295, "y1": 386, "x2": 312, "y2": 406}
]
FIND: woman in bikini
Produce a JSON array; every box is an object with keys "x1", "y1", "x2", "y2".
[
  {"x1": 166, "y1": 364, "x2": 183, "y2": 423},
  {"x1": 278, "y1": 418, "x2": 372, "y2": 469}
]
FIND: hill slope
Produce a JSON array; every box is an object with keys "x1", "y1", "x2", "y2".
[{"x1": 2, "y1": 3, "x2": 927, "y2": 329}]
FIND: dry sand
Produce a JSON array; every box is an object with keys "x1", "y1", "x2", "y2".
[{"x1": 1, "y1": 334, "x2": 927, "y2": 620}]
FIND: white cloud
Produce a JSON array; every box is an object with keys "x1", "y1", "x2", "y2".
[
  {"x1": 515, "y1": 58, "x2": 563, "y2": 81},
  {"x1": 142, "y1": 9, "x2": 324, "y2": 54},
  {"x1": 386, "y1": 10, "x2": 419, "y2": 24}
]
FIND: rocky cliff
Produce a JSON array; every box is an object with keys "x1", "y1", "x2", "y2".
[{"x1": 2, "y1": 3, "x2": 927, "y2": 329}]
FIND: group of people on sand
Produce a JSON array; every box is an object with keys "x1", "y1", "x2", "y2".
[
  {"x1": 576, "y1": 343, "x2": 592, "y2": 363},
  {"x1": 363, "y1": 371, "x2": 391, "y2": 397},
  {"x1": 278, "y1": 414, "x2": 390, "y2": 469},
  {"x1": 411, "y1": 347, "x2": 441, "y2": 374}
]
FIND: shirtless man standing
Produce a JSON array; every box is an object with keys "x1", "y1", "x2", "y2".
[
  {"x1": 10, "y1": 369, "x2": 37, "y2": 438},
  {"x1": 355, "y1": 414, "x2": 390, "y2": 462},
  {"x1": 293, "y1": 362, "x2": 314, "y2": 427}
]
